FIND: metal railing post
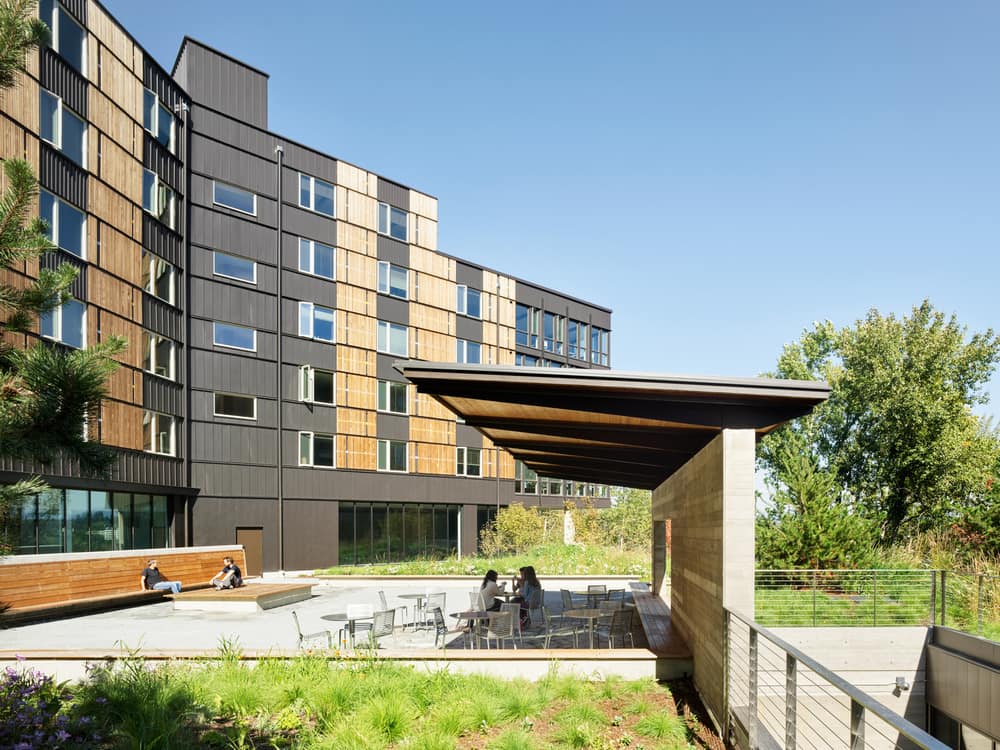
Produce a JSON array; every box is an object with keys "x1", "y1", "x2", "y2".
[
  {"x1": 812, "y1": 570, "x2": 818, "y2": 626},
  {"x1": 723, "y1": 610, "x2": 731, "y2": 745},
  {"x1": 873, "y1": 569, "x2": 878, "y2": 626},
  {"x1": 940, "y1": 570, "x2": 947, "y2": 628},
  {"x1": 977, "y1": 574, "x2": 984, "y2": 636},
  {"x1": 850, "y1": 699, "x2": 865, "y2": 750},
  {"x1": 929, "y1": 570, "x2": 937, "y2": 626},
  {"x1": 749, "y1": 628, "x2": 758, "y2": 750},
  {"x1": 786, "y1": 653, "x2": 797, "y2": 750}
]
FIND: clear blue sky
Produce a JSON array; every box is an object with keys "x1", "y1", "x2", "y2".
[{"x1": 105, "y1": 1, "x2": 1000, "y2": 418}]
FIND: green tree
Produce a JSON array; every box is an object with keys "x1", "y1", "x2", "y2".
[
  {"x1": 0, "y1": 0, "x2": 125, "y2": 546},
  {"x1": 759, "y1": 300, "x2": 1000, "y2": 546},
  {"x1": 601, "y1": 487, "x2": 652, "y2": 551}
]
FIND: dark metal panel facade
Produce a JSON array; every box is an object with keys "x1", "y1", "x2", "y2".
[
  {"x1": 173, "y1": 41, "x2": 268, "y2": 130},
  {"x1": 281, "y1": 339, "x2": 337, "y2": 371},
  {"x1": 190, "y1": 389, "x2": 275, "y2": 425},
  {"x1": 376, "y1": 294, "x2": 408, "y2": 326},
  {"x1": 456, "y1": 424, "x2": 484, "y2": 448},
  {"x1": 142, "y1": 294, "x2": 183, "y2": 340},
  {"x1": 376, "y1": 413, "x2": 408, "y2": 442},
  {"x1": 455, "y1": 315, "x2": 482, "y2": 343},
  {"x1": 189, "y1": 277, "x2": 276, "y2": 331},
  {"x1": 144, "y1": 134, "x2": 183, "y2": 194},
  {"x1": 282, "y1": 401, "x2": 336, "y2": 434},
  {"x1": 377, "y1": 353, "x2": 402, "y2": 381},
  {"x1": 190, "y1": 422, "x2": 277, "y2": 465},
  {"x1": 191, "y1": 135, "x2": 275, "y2": 198},
  {"x1": 188, "y1": 349, "x2": 276, "y2": 394},
  {"x1": 190, "y1": 496, "x2": 278, "y2": 566},
  {"x1": 282, "y1": 147, "x2": 336, "y2": 186},
  {"x1": 191, "y1": 464, "x2": 275, "y2": 499},
  {"x1": 143, "y1": 375, "x2": 184, "y2": 417},
  {"x1": 377, "y1": 179, "x2": 409, "y2": 209},
  {"x1": 283, "y1": 467, "x2": 515, "y2": 505},
  {"x1": 282, "y1": 270, "x2": 336, "y2": 309},
  {"x1": 283, "y1": 211, "x2": 336, "y2": 247},
  {"x1": 189, "y1": 206, "x2": 276, "y2": 265},
  {"x1": 0, "y1": 451, "x2": 186, "y2": 492},
  {"x1": 40, "y1": 49, "x2": 87, "y2": 117},
  {"x1": 376, "y1": 235, "x2": 408, "y2": 266},
  {"x1": 455, "y1": 262, "x2": 483, "y2": 289},
  {"x1": 282, "y1": 498, "x2": 339, "y2": 571},
  {"x1": 40, "y1": 250, "x2": 85, "y2": 298},
  {"x1": 60, "y1": 0, "x2": 86, "y2": 24},
  {"x1": 188, "y1": 105, "x2": 273, "y2": 158},
  {"x1": 39, "y1": 145, "x2": 86, "y2": 208},
  {"x1": 143, "y1": 215, "x2": 184, "y2": 267},
  {"x1": 144, "y1": 58, "x2": 188, "y2": 113}
]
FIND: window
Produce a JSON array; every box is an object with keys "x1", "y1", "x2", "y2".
[
  {"x1": 298, "y1": 238, "x2": 335, "y2": 279},
  {"x1": 213, "y1": 251, "x2": 256, "y2": 283},
  {"x1": 378, "y1": 439, "x2": 408, "y2": 472},
  {"x1": 591, "y1": 327, "x2": 610, "y2": 366},
  {"x1": 568, "y1": 320, "x2": 588, "y2": 360},
  {"x1": 298, "y1": 365, "x2": 334, "y2": 404},
  {"x1": 299, "y1": 173, "x2": 334, "y2": 216},
  {"x1": 377, "y1": 261, "x2": 408, "y2": 299},
  {"x1": 456, "y1": 447, "x2": 481, "y2": 477},
  {"x1": 142, "y1": 410, "x2": 175, "y2": 456},
  {"x1": 39, "y1": 0, "x2": 85, "y2": 75},
  {"x1": 377, "y1": 202, "x2": 408, "y2": 241},
  {"x1": 377, "y1": 380, "x2": 407, "y2": 414},
  {"x1": 299, "y1": 432, "x2": 334, "y2": 467},
  {"x1": 516, "y1": 304, "x2": 540, "y2": 347},
  {"x1": 141, "y1": 250, "x2": 175, "y2": 305},
  {"x1": 298, "y1": 302, "x2": 335, "y2": 342},
  {"x1": 39, "y1": 190, "x2": 85, "y2": 258},
  {"x1": 515, "y1": 353, "x2": 540, "y2": 367},
  {"x1": 377, "y1": 320, "x2": 408, "y2": 356},
  {"x1": 40, "y1": 298, "x2": 84, "y2": 348},
  {"x1": 40, "y1": 89, "x2": 85, "y2": 167},
  {"x1": 543, "y1": 312, "x2": 564, "y2": 354},
  {"x1": 142, "y1": 331, "x2": 175, "y2": 380},
  {"x1": 213, "y1": 181, "x2": 256, "y2": 215},
  {"x1": 143, "y1": 89, "x2": 175, "y2": 153},
  {"x1": 213, "y1": 322, "x2": 256, "y2": 351},
  {"x1": 514, "y1": 460, "x2": 537, "y2": 494},
  {"x1": 214, "y1": 393, "x2": 256, "y2": 420},
  {"x1": 456, "y1": 339, "x2": 481, "y2": 364},
  {"x1": 143, "y1": 169, "x2": 176, "y2": 229},
  {"x1": 456, "y1": 285, "x2": 481, "y2": 318}
]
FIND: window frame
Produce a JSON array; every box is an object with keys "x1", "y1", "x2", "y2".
[
  {"x1": 212, "y1": 251, "x2": 257, "y2": 284},
  {"x1": 213, "y1": 392, "x2": 257, "y2": 421},
  {"x1": 142, "y1": 169, "x2": 176, "y2": 229},
  {"x1": 377, "y1": 202, "x2": 408, "y2": 242},
  {"x1": 142, "y1": 88, "x2": 176, "y2": 153},
  {"x1": 297, "y1": 301, "x2": 336, "y2": 342},
  {"x1": 298, "y1": 238, "x2": 336, "y2": 280},
  {"x1": 376, "y1": 320, "x2": 409, "y2": 357},
  {"x1": 40, "y1": 298, "x2": 85, "y2": 349},
  {"x1": 377, "y1": 261, "x2": 409, "y2": 299},
  {"x1": 298, "y1": 431, "x2": 335, "y2": 468},
  {"x1": 297, "y1": 365, "x2": 335, "y2": 405},
  {"x1": 142, "y1": 330, "x2": 176, "y2": 381},
  {"x1": 376, "y1": 379, "x2": 408, "y2": 415},
  {"x1": 212, "y1": 180, "x2": 257, "y2": 216},
  {"x1": 212, "y1": 322, "x2": 257, "y2": 352},
  {"x1": 456, "y1": 285, "x2": 481, "y2": 319},
  {"x1": 377, "y1": 439, "x2": 408, "y2": 473},
  {"x1": 40, "y1": 88, "x2": 86, "y2": 167},
  {"x1": 142, "y1": 410, "x2": 176, "y2": 456},
  {"x1": 456, "y1": 446, "x2": 482, "y2": 477},
  {"x1": 141, "y1": 250, "x2": 176, "y2": 306},
  {"x1": 456, "y1": 338, "x2": 481, "y2": 364},
  {"x1": 41, "y1": 0, "x2": 86, "y2": 75},
  {"x1": 40, "y1": 189, "x2": 85, "y2": 259},
  {"x1": 298, "y1": 173, "x2": 335, "y2": 217},
  {"x1": 516, "y1": 304, "x2": 540, "y2": 348}
]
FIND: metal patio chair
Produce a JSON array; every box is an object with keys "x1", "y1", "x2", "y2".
[
  {"x1": 378, "y1": 590, "x2": 408, "y2": 630},
  {"x1": 540, "y1": 605, "x2": 581, "y2": 649},
  {"x1": 367, "y1": 609, "x2": 396, "y2": 648},
  {"x1": 292, "y1": 610, "x2": 332, "y2": 649},
  {"x1": 478, "y1": 610, "x2": 517, "y2": 650}
]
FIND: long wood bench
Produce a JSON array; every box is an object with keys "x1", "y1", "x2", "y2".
[
  {"x1": 172, "y1": 583, "x2": 314, "y2": 614},
  {"x1": 0, "y1": 546, "x2": 246, "y2": 626},
  {"x1": 632, "y1": 590, "x2": 693, "y2": 680}
]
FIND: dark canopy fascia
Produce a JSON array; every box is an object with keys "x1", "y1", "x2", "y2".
[{"x1": 394, "y1": 363, "x2": 831, "y2": 490}]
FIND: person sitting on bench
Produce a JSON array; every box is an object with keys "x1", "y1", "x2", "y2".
[
  {"x1": 141, "y1": 559, "x2": 182, "y2": 594},
  {"x1": 210, "y1": 556, "x2": 243, "y2": 590}
]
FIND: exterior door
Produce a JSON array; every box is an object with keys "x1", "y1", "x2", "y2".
[{"x1": 236, "y1": 527, "x2": 263, "y2": 577}]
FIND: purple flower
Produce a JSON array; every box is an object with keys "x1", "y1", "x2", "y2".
[{"x1": 14, "y1": 653, "x2": 25, "y2": 661}]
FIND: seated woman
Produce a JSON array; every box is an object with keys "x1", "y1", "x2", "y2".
[
  {"x1": 512, "y1": 565, "x2": 541, "y2": 627},
  {"x1": 480, "y1": 569, "x2": 503, "y2": 611}
]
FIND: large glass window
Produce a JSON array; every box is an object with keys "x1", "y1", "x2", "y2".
[
  {"x1": 151, "y1": 496, "x2": 168, "y2": 547},
  {"x1": 299, "y1": 432, "x2": 334, "y2": 467},
  {"x1": 377, "y1": 202, "x2": 408, "y2": 241},
  {"x1": 89, "y1": 491, "x2": 112, "y2": 552},
  {"x1": 143, "y1": 89, "x2": 176, "y2": 153},
  {"x1": 40, "y1": 298, "x2": 85, "y2": 348},
  {"x1": 133, "y1": 494, "x2": 151, "y2": 549},
  {"x1": 213, "y1": 251, "x2": 256, "y2": 284},
  {"x1": 213, "y1": 322, "x2": 256, "y2": 351},
  {"x1": 457, "y1": 285, "x2": 481, "y2": 318},
  {"x1": 214, "y1": 393, "x2": 256, "y2": 420},
  {"x1": 377, "y1": 261, "x2": 408, "y2": 299},
  {"x1": 543, "y1": 312, "x2": 564, "y2": 354},
  {"x1": 298, "y1": 365, "x2": 334, "y2": 404},
  {"x1": 299, "y1": 173, "x2": 334, "y2": 216},
  {"x1": 456, "y1": 339, "x2": 481, "y2": 364},
  {"x1": 591, "y1": 326, "x2": 610, "y2": 366},
  {"x1": 143, "y1": 169, "x2": 176, "y2": 229},
  {"x1": 142, "y1": 331, "x2": 175, "y2": 380},
  {"x1": 514, "y1": 460, "x2": 538, "y2": 494},
  {"x1": 377, "y1": 380, "x2": 407, "y2": 414},
  {"x1": 298, "y1": 302, "x2": 335, "y2": 342},
  {"x1": 377, "y1": 320, "x2": 408, "y2": 356},
  {"x1": 143, "y1": 411, "x2": 175, "y2": 456},
  {"x1": 515, "y1": 353, "x2": 540, "y2": 367},
  {"x1": 141, "y1": 250, "x2": 176, "y2": 305},
  {"x1": 377, "y1": 439, "x2": 408, "y2": 472},
  {"x1": 298, "y1": 238, "x2": 335, "y2": 279},
  {"x1": 516, "y1": 304, "x2": 540, "y2": 348},
  {"x1": 40, "y1": 190, "x2": 85, "y2": 258},
  {"x1": 568, "y1": 320, "x2": 588, "y2": 360},
  {"x1": 213, "y1": 181, "x2": 256, "y2": 215},
  {"x1": 40, "y1": 89, "x2": 86, "y2": 167},
  {"x1": 40, "y1": 0, "x2": 86, "y2": 74},
  {"x1": 65, "y1": 489, "x2": 88, "y2": 552},
  {"x1": 456, "y1": 447, "x2": 481, "y2": 477}
]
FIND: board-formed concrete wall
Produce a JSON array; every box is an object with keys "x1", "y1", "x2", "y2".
[{"x1": 652, "y1": 428, "x2": 756, "y2": 725}]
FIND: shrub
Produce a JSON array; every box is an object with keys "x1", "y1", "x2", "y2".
[
  {"x1": 479, "y1": 504, "x2": 546, "y2": 555},
  {"x1": 0, "y1": 663, "x2": 101, "y2": 749}
]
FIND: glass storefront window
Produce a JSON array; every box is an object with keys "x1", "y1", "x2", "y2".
[
  {"x1": 90, "y1": 492, "x2": 113, "y2": 551},
  {"x1": 112, "y1": 492, "x2": 132, "y2": 550},
  {"x1": 152, "y1": 496, "x2": 168, "y2": 548},
  {"x1": 338, "y1": 503, "x2": 355, "y2": 566},
  {"x1": 371, "y1": 504, "x2": 388, "y2": 563},
  {"x1": 37, "y1": 489, "x2": 63, "y2": 553},
  {"x1": 133, "y1": 494, "x2": 152, "y2": 549},
  {"x1": 65, "y1": 489, "x2": 88, "y2": 552},
  {"x1": 355, "y1": 503, "x2": 372, "y2": 565}
]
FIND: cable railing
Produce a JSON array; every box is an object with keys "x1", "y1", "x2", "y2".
[
  {"x1": 726, "y1": 609, "x2": 950, "y2": 750},
  {"x1": 755, "y1": 569, "x2": 1000, "y2": 638}
]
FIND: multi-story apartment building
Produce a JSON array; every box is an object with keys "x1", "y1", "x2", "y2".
[{"x1": 0, "y1": 1, "x2": 612, "y2": 572}]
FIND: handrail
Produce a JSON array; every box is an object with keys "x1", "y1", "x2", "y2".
[{"x1": 727, "y1": 608, "x2": 950, "y2": 750}]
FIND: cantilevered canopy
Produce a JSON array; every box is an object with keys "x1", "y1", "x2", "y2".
[{"x1": 394, "y1": 363, "x2": 830, "y2": 490}]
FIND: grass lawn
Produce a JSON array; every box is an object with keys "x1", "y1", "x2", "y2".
[{"x1": 10, "y1": 649, "x2": 723, "y2": 749}]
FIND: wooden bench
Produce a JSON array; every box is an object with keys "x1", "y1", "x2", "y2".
[
  {"x1": 0, "y1": 546, "x2": 246, "y2": 626},
  {"x1": 171, "y1": 583, "x2": 314, "y2": 614},
  {"x1": 632, "y1": 591, "x2": 693, "y2": 680}
]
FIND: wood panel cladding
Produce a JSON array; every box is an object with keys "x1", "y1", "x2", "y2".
[
  {"x1": 336, "y1": 282, "x2": 375, "y2": 316},
  {"x1": 413, "y1": 271, "x2": 455, "y2": 310},
  {"x1": 87, "y1": 0, "x2": 134, "y2": 67},
  {"x1": 89, "y1": 87, "x2": 138, "y2": 158},
  {"x1": 336, "y1": 161, "x2": 376, "y2": 197},
  {"x1": 411, "y1": 328, "x2": 452, "y2": 362},
  {"x1": 97, "y1": 309, "x2": 142, "y2": 367},
  {"x1": 413, "y1": 391, "x2": 456, "y2": 421},
  {"x1": 408, "y1": 190, "x2": 438, "y2": 221},
  {"x1": 0, "y1": 115, "x2": 28, "y2": 162},
  {"x1": 2, "y1": 71, "x2": 39, "y2": 132},
  {"x1": 337, "y1": 224, "x2": 376, "y2": 257},
  {"x1": 337, "y1": 345, "x2": 376, "y2": 376},
  {"x1": 89, "y1": 178, "x2": 137, "y2": 239},
  {"x1": 338, "y1": 188, "x2": 377, "y2": 230},
  {"x1": 88, "y1": 266, "x2": 133, "y2": 319},
  {"x1": 95, "y1": 219, "x2": 141, "y2": 285},
  {"x1": 412, "y1": 442, "x2": 452, "y2": 475},
  {"x1": 337, "y1": 311, "x2": 375, "y2": 349},
  {"x1": 98, "y1": 134, "x2": 143, "y2": 205},
  {"x1": 413, "y1": 214, "x2": 437, "y2": 251},
  {"x1": 101, "y1": 399, "x2": 141, "y2": 449},
  {"x1": 409, "y1": 417, "x2": 455, "y2": 446},
  {"x1": 340, "y1": 436, "x2": 376, "y2": 471},
  {"x1": 336, "y1": 407, "x2": 375, "y2": 437},
  {"x1": 410, "y1": 246, "x2": 455, "y2": 282},
  {"x1": 105, "y1": 363, "x2": 137, "y2": 402},
  {"x1": 409, "y1": 302, "x2": 453, "y2": 336},
  {"x1": 339, "y1": 249, "x2": 377, "y2": 288},
  {"x1": 97, "y1": 40, "x2": 142, "y2": 124},
  {"x1": 337, "y1": 373, "x2": 375, "y2": 410}
]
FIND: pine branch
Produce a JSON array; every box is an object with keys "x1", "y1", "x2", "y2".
[{"x1": 0, "y1": 0, "x2": 49, "y2": 92}]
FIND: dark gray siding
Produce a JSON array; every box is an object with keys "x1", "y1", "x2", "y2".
[
  {"x1": 455, "y1": 262, "x2": 483, "y2": 289},
  {"x1": 0, "y1": 451, "x2": 185, "y2": 491},
  {"x1": 143, "y1": 295, "x2": 183, "y2": 340},
  {"x1": 40, "y1": 251, "x2": 85, "y2": 298},
  {"x1": 377, "y1": 179, "x2": 409, "y2": 209},
  {"x1": 40, "y1": 49, "x2": 87, "y2": 117},
  {"x1": 144, "y1": 135, "x2": 183, "y2": 193},
  {"x1": 377, "y1": 236, "x2": 408, "y2": 266},
  {"x1": 282, "y1": 499, "x2": 339, "y2": 570},
  {"x1": 143, "y1": 215, "x2": 184, "y2": 266},
  {"x1": 189, "y1": 349, "x2": 276, "y2": 395},
  {"x1": 39, "y1": 145, "x2": 87, "y2": 208},
  {"x1": 376, "y1": 413, "x2": 409, "y2": 442},
  {"x1": 377, "y1": 294, "x2": 408, "y2": 326},
  {"x1": 455, "y1": 315, "x2": 482, "y2": 343},
  {"x1": 173, "y1": 40, "x2": 268, "y2": 129},
  {"x1": 456, "y1": 425, "x2": 483, "y2": 448},
  {"x1": 144, "y1": 376, "x2": 184, "y2": 416}
]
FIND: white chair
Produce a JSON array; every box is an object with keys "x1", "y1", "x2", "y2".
[
  {"x1": 526, "y1": 588, "x2": 544, "y2": 629},
  {"x1": 292, "y1": 611, "x2": 332, "y2": 649},
  {"x1": 378, "y1": 590, "x2": 408, "y2": 629},
  {"x1": 500, "y1": 602, "x2": 523, "y2": 644},
  {"x1": 423, "y1": 592, "x2": 446, "y2": 627},
  {"x1": 540, "y1": 606, "x2": 581, "y2": 648},
  {"x1": 469, "y1": 590, "x2": 486, "y2": 610},
  {"x1": 478, "y1": 610, "x2": 517, "y2": 650},
  {"x1": 431, "y1": 607, "x2": 467, "y2": 650},
  {"x1": 366, "y1": 609, "x2": 396, "y2": 648}
]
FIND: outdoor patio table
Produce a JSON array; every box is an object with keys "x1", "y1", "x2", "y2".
[
  {"x1": 450, "y1": 609, "x2": 488, "y2": 649},
  {"x1": 563, "y1": 608, "x2": 607, "y2": 649},
  {"x1": 572, "y1": 590, "x2": 608, "y2": 607},
  {"x1": 398, "y1": 593, "x2": 431, "y2": 629},
  {"x1": 322, "y1": 612, "x2": 373, "y2": 647}
]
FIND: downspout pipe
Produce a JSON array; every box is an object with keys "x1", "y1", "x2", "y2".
[{"x1": 275, "y1": 143, "x2": 285, "y2": 573}]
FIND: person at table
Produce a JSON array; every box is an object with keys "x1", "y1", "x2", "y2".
[
  {"x1": 210, "y1": 556, "x2": 243, "y2": 590},
  {"x1": 140, "y1": 559, "x2": 181, "y2": 594},
  {"x1": 480, "y1": 569, "x2": 503, "y2": 611},
  {"x1": 512, "y1": 565, "x2": 541, "y2": 627}
]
